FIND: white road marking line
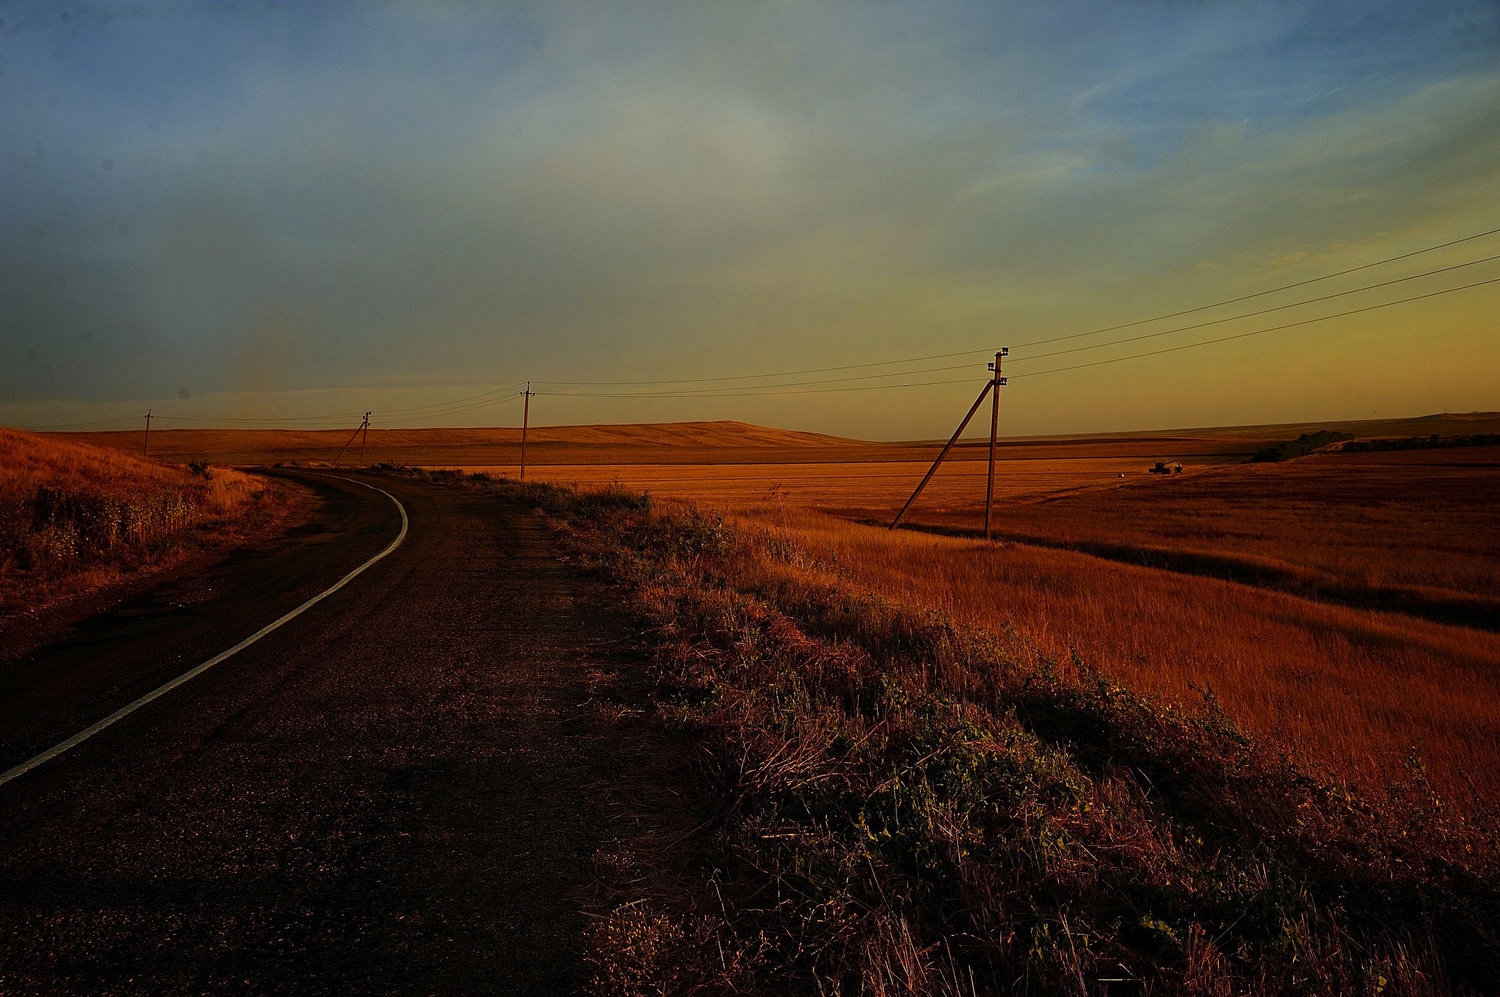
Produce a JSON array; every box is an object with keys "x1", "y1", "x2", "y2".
[{"x1": 0, "y1": 476, "x2": 409, "y2": 790}]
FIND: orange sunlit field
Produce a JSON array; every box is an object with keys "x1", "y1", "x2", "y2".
[
  {"x1": 0, "y1": 429, "x2": 289, "y2": 617},
  {"x1": 726, "y1": 500, "x2": 1500, "y2": 805},
  {"x1": 482, "y1": 416, "x2": 1500, "y2": 807},
  {"x1": 68, "y1": 413, "x2": 1500, "y2": 806}
]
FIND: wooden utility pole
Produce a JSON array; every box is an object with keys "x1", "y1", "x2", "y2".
[
  {"x1": 359, "y1": 411, "x2": 371, "y2": 468},
  {"x1": 333, "y1": 412, "x2": 369, "y2": 468},
  {"x1": 984, "y1": 348, "x2": 1008, "y2": 540},
  {"x1": 519, "y1": 382, "x2": 533, "y2": 481},
  {"x1": 890, "y1": 378, "x2": 994, "y2": 530},
  {"x1": 143, "y1": 409, "x2": 152, "y2": 456}
]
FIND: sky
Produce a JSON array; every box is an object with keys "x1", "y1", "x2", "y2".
[{"x1": 1, "y1": 0, "x2": 1498, "y2": 440}]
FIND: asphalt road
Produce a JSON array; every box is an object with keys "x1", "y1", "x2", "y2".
[{"x1": 0, "y1": 472, "x2": 650, "y2": 994}]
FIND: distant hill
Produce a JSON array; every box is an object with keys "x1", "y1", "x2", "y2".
[
  {"x1": 45, "y1": 412, "x2": 1500, "y2": 467},
  {"x1": 496, "y1": 420, "x2": 860, "y2": 447},
  {"x1": 55, "y1": 420, "x2": 871, "y2": 466},
  {"x1": 921, "y1": 412, "x2": 1500, "y2": 450}
]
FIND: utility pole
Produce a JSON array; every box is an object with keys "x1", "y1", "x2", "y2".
[
  {"x1": 984, "y1": 348, "x2": 1008, "y2": 541},
  {"x1": 359, "y1": 411, "x2": 371, "y2": 468},
  {"x1": 143, "y1": 409, "x2": 152, "y2": 457},
  {"x1": 333, "y1": 411, "x2": 370, "y2": 468},
  {"x1": 519, "y1": 382, "x2": 533, "y2": 481},
  {"x1": 890, "y1": 372, "x2": 995, "y2": 531}
]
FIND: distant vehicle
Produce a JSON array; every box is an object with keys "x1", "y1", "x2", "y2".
[{"x1": 1149, "y1": 460, "x2": 1183, "y2": 474}]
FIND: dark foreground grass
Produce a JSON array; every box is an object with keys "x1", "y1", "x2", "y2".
[{"x1": 392, "y1": 468, "x2": 1500, "y2": 995}]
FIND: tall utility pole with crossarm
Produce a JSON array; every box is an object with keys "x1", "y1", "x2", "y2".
[
  {"x1": 888, "y1": 352, "x2": 1008, "y2": 533},
  {"x1": 333, "y1": 411, "x2": 370, "y2": 468},
  {"x1": 984, "y1": 348, "x2": 1007, "y2": 540},
  {"x1": 519, "y1": 382, "x2": 533, "y2": 482},
  {"x1": 890, "y1": 350, "x2": 1007, "y2": 536}
]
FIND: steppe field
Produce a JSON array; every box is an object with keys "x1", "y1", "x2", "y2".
[
  {"x1": 73, "y1": 413, "x2": 1500, "y2": 806},
  {"x1": 42, "y1": 412, "x2": 1500, "y2": 989}
]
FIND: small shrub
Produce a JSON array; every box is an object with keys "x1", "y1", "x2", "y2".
[{"x1": 1252, "y1": 430, "x2": 1353, "y2": 462}]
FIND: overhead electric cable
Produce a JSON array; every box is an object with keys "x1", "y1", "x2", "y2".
[
  {"x1": 1009, "y1": 225, "x2": 1500, "y2": 350},
  {"x1": 150, "y1": 408, "x2": 368, "y2": 425},
  {"x1": 15, "y1": 226, "x2": 1499, "y2": 424},
  {"x1": 18, "y1": 414, "x2": 144, "y2": 431},
  {"x1": 538, "y1": 377, "x2": 978, "y2": 398},
  {"x1": 539, "y1": 252, "x2": 1500, "y2": 397},
  {"x1": 531, "y1": 223, "x2": 1500, "y2": 387},
  {"x1": 376, "y1": 382, "x2": 528, "y2": 416},
  {"x1": 1012, "y1": 274, "x2": 1500, "y2": 379},
  {"x1": 542, "y1": 274, "x2": 1500, "y2": 397},
  {"x1": 387, "y1": 393, "x2": 526, "y2": 422},
  {"x1": 1010, "y1": 251, "x2": 1500, "y2": 364}
]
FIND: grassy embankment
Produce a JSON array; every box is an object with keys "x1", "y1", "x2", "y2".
[
  {"x1": 0, "y1": 428, "x2": 285, "y2": 616},
  {"x1": 398, "y1": 469, "x2": 1500, "y2": 996}
]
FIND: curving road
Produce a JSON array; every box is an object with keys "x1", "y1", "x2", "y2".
[{"x1": 0, "y1": 472, "x2": 649, "y2": 994}]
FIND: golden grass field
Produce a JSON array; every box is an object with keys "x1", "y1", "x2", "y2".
[
  {"x1": 449, "y1": 416, "x2": 1499, "y2": 806},
  {"x1": 0, "y1": 429, "x2": 289, "y2": 617},
  {"x1": 60, "y1": 412, "x2": 1500, "y2": 805},
  {"x1": 732, "y1": 499, "x2": 1500, "y2": 804}
]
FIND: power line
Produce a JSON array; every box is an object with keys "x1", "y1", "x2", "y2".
[
  {"x1": 1009, "y1": 224, "x2": 1500, "y2": 350},
  {"x1": 532, "y1": 223, "x2": 1500, "y2": 387},
  {"x1": 387, "y1": 392, "x2": 525, "y2": 423},
  {"x1": 149, "y1": 409, "x2": 368, "y2": 425},
  {"x1": 542, "y1": 273, "x2": 1500, "y2": 397},
  {"x1": 376, "y1": 381, "x2": 528, "y2": 416},
  {"x1": 1010, "y1": 251, "x2": 1500, "y2": 365},
  {"x1": 143, "y1": 382, "x2": 527, "y2": 427},
  {"x1": 539, "y1": 377, "x2": 977, "y2": 398},
  {"x1": 16, "y1": 414, "x2": 144, "y2": 431},
  {"x1": 540, "y1": 260, "x2": 1500, "y2": 398},
  {"x1": 12, "y1": 225, "x2": 1499, "y2": 426},
  {"x1": 12, "y1": 384, "x2": 527, "y2": 433},
  {"x1": 1012, "y1": 273, "x2": 1500, "y2": 379},
  {"x1": 538, "y1": 251, "x2": 1500, "y2": 398}
]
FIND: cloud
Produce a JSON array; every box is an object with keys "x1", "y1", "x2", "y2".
[{"x1": 1, "y1": 0, "x2": 1497, "y2": 435}]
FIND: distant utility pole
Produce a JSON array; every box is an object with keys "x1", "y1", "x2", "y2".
[
  {"x1": 359, "y1": 411, "x2": 371, "y2": 468},
  {"x1": 143, "y1": 409, "x2": 152, "y2": 456},
  {"x1": 519, "y1": 382, "x2": 533, "y2": 482},
  {"x1": 984, "y1": 348, "x2": 1008, "y2": 540},
  {"x1": 890, "y1": 351, "x2": 1006, "y2": 533},
  {"x1": 333, "y1": 411, "x2": 370, "y2": 468}
]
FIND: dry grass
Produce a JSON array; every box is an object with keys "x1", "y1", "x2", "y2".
[
  {"x1": 498, "y1": 456, "x2": 1156, "y2": 510},
  {"x1": 898, "y1": 452, "x2": 1500, "y2": 610},
  {"x1": 484, "y1": 440, "x2": 1500, "y2": 809},
  {"x1": 57, "y1": 417, "x2": 1500, "y2": 808},
  {"x1": 726, "y1": 503, "x2": 1500, "y2": 806},
  {"x1": 0, "y1": 428, "x2": 285, "y2": 616},
  {"x1": 415, "y1": 471, "x2": 1500, "y2": 995},
  {"x1": 66, "y1": 411, "x2": 1500, "y2": 469}
]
